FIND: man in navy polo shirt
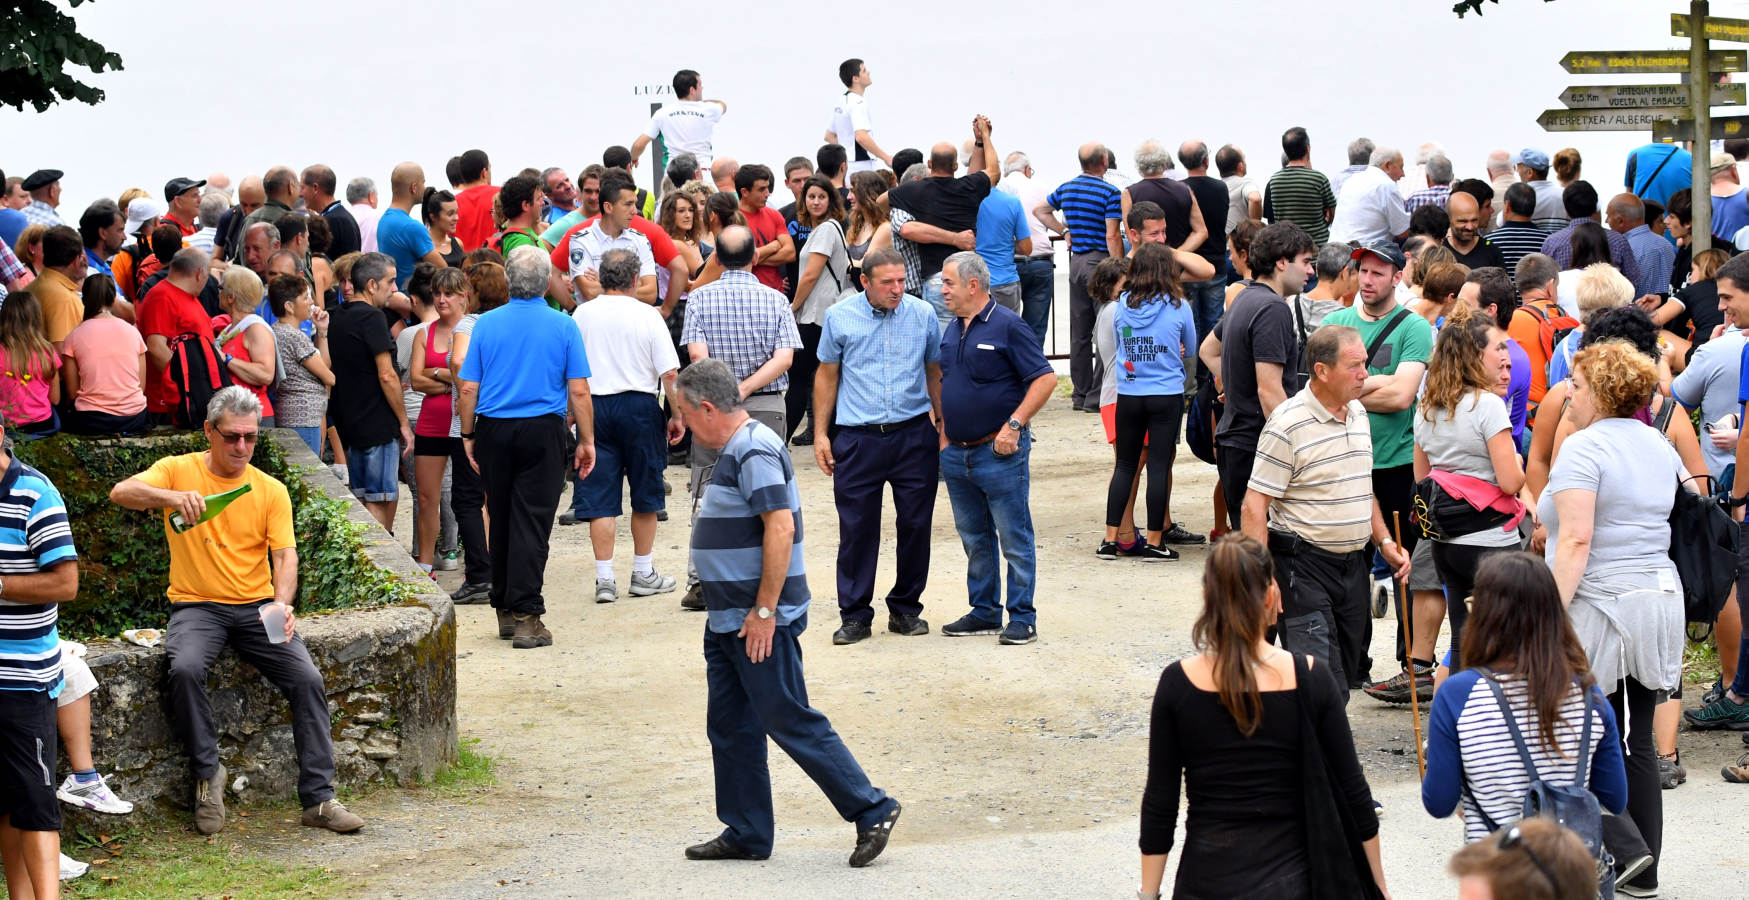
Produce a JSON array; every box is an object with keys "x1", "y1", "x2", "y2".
[{"x1": 935, "y1": 252, "x2": 1055, "y2": 645}]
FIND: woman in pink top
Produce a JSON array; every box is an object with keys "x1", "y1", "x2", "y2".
[
  {"x1": 409, "y1": 267, "x2": 469, "y2": 570},
  {"x1": 63, "y1": 275, "x2": 149, "y2": 435},
  {"x1": 0, "y1": 290, "x2": 61, "y2": 438}
]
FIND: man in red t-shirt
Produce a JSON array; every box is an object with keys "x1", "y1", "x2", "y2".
[
  {"x1": 137, "y1": 248, "x2": 217, "y2": 417},
  {"x1": 549, "y1": 212, "x2": 688, "y2": 315},
  {"x1": 734, "y1": 163, "x2": 795, "y2": 292},
  {"x1": 453, "y1": 149, "x2": 498, "y2": 252}
]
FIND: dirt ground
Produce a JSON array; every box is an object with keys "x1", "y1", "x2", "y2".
[{"x1": 210, "y1": 400, "x2": 1746, "y2": 899}]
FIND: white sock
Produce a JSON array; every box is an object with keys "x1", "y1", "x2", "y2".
[
  {"x1": 418, "y1": 562, "x2": 433, "y2": 574},
  {"x1": 596, "y1": 560, "x2": 614, "y2": 581},
  {"x1": 633, "y1": 554, "x2": 653, "y2": 577}
]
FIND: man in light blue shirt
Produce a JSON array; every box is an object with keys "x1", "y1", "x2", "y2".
[
  {"x1": 813, "y1": 248, "x2": 942, "y2": 646},
  {"x1": 1606, "y1": 193, "x2": 1675, "y2": 301},
  {"x1": 972, "y1": 187, "x2": 1031, "y2": 314}
]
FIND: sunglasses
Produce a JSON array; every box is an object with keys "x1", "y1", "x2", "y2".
[
  {"x1": 1496, "y1": 823, "x2": 1561, "y2": 894},
  {"x1": 215, "y1": 429, "x2": 259, "y2": 445}
]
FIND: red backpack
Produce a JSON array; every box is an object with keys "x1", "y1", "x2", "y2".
[{"x1": 1519, "y1": 300, "x2": 1581, "y2": 364}]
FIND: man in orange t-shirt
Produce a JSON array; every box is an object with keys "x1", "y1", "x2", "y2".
[
  {"x1": 453, "y1": 149, "x2": 498, "y2": 252},
  {"x1": 109, "y1": 386, "x2": 364, "y2": 837},
  {"x1": 1504, "y1": 252, "x2": 1563, "y2": 412}
]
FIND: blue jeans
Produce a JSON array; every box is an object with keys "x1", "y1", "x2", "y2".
[
  {"x1": 1016, "y1": 257, "x2": 1055, "y2": 347},
  {"x1": 921, "y1": 273, "x2": 951, "y2": 330},
  {"x1": 345, "y1": 441, "x2": 400, "y2": 503},
  {"x1": 290, "y1": 426, "x2": 323, "y2": 456},
  {"x1": 940, "y1": 431, "x2": 1037, "y2": 626},
  {"x1": 1184, "y1": 274, "x2": 1227, "y2": 349},
  {"x1": 704, "y1": 613, "x2": 896, "y2": 856}
]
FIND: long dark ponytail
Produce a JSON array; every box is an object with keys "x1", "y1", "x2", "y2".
[{"x1": 1190, "y1": 533, "x2": 1276, "y2": 737}]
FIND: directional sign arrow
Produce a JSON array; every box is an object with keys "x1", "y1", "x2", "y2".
[
  {"x1": 1654, "y1": 115, "x2": 1749, "y2": 143},
  {"x1": 1538, "y1": 108, "x2": 1684, "y2": 132},
  {"x1": 1560, "y1": 49, "x2": 1746, "y2": 74},
  {"x1": 1559, "y1": 82, "x2": 1746, "y2": 109},
  {"x1": 1672, "y1": 12, "x2": 1749, "y2": 43}
]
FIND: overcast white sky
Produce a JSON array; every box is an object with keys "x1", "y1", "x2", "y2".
[{"x1": 10, "y1": 0, "x2": 1749, "y2": 212}]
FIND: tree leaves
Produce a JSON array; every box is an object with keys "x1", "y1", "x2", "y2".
[
  {"x1": 0, "y1": 0, "x2": 125, "y2": 112},
  {"x1": 1453, "y1": 0, "x2": 1558, "y2": 19}
]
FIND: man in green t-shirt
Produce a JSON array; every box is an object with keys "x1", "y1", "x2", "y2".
[
  {"x1": 493, "y1": 175, "x2": 547, "y2": 256},
  {"x1": 1320, "y1": 241, "x2": 1433, "y2": 692}
]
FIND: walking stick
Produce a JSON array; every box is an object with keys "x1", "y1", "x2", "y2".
[{"x1": 1392, "y1": 511, "x2": 1426, "y2": 780}]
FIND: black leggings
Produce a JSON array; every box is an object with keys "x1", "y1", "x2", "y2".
[
  {"x1": 1609, "y1": 677, "x2": 1663, "y2": 889},
  {"x1": 1429, "y1": 541, "x2": 1512, "y2": 666},
  {"x1": 1105, "y1": 393, "x2": 1184, "y2": 533}
]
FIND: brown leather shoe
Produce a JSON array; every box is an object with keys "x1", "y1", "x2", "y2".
[
  {"x1": 192, "y1": 763, "x2": 227, "y2": 835},
  {"x1": 301, "y1": 799, "x2": 365, "y2": 833},
  {"x1": 511, "y1": 614, "x2": 552, "y2": 649},
  {"x1": 496, "y1": 609, "x2": 515, "y2": 640}
]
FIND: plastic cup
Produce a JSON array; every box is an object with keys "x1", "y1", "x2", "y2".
[{"x1": 260, "y1": 604, "x2": 289, "y2": 644}]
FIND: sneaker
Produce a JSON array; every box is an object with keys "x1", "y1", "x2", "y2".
[
  {"x1": 1373, "y1": 799, "x2": 1384, "y2": 818},
  {"x1": 193, "y1": 763, "x2": 227, "y2": 835},
  {"x1": 1703, "y1": 678, "x2": 1726, "y2": 706},
  {"x1": 1363, "y1": 666, "x2": 1434, "y2": 705},
  {"x1": 557, "y1": 511, "x2": 583, "y2": 526},
  {"x1": 941, "y1": 613, "x2": 1002, "y2": 637},
  {"x1": 1658, "y1": 751, "x2": 1687, "y2": 790},
  {"x1": 887, "y1": 614, "x2": 929, "y2": 636},
  {"x1": 1724, "y1": 752, "x2": 1749, "y2": 784},
  {"x1": 630, "y1": 569, "x2": 678, "y2": 597},
  {"x1": 999, "y1": 621, "x2": 1037, "y2": 645},
  {"x1": 58, "y1": 773, "x2": 134, "y2": 814},
  {"x1": 790, "y1": 427, "x2": 815, "y2": 446},
  {"x1": 1616, "y1": 853, "x2": 1654, "y2": 888},
  {"x1": 511, "y1": 614, "x2": 553, "y2": 649},
  {"x1": 1617, "y1": 879, "x2": 1659, "y2": 898},
  {"x1": 1370, "y1": 578, "x2": 1392, "y2": 619},
  {"x1": 684, "y1": 835, "x2": 768, "y2": 861},
  {"x1": 1158, "y1": 523, "x2": 1207, "y2": 545},
  {"x1": 301, "y1": 799, "x2": 365, "y2": 833},
  {"x1": 495, "y1": 609, "x2": 515, "y2": 639},
  {"x1": 59, "y1": 852, "x2": 88, "y2": 881},
  {"x1": 450, "y1": 582, "x2": 492, "y2": 605},
  {"x1": 1094, "y1": 540, "x2": 1122, "y2": 561},
  {"x1": 833, "y1": 622, "x2": 873, "y2": 645},
  {"x1": 1208, "y1": 526, "x2": 1230, "y2": 543},
  {"x1": 1134, "y1": 543, "x2": 1179, "y2": 561},
  {"x1": 330, "y1": 463, "x2": 348, "y2": 484},
  {"x1": 657, "y1": 509, "x2": 669, "y2": 522},
  {"x1": 848, "y1": 801, "x2": 901, "y2": 868},
  {"x1": 595, "y1": 578, "x2": 618, "y2": 604},
  {"x1": 435, "y1": 551, "x2": 459, "y2": 572},
  {"x1": 680, "y1": 582, "x2": 706, "y2": 611},
  {"x1": 1683, "y1": 691, "x2": 1749, "y2": 730}
]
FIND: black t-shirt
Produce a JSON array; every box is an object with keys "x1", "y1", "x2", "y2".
[
  {"x1": 887, "y1": 172, "x2": 993, "y2": 278},
  {"x1": 322, "y1": 202, "x2": 362, "y2": 258},
  {"x1": 1184, "y1": 175, "x2": 1230, "y2": 270},
  {"x1": 1444, "y1": 237, "x2": 1507, "y2": 272},
  {"x1": 1672, "y1": 278, "x2": 1724, "y2": 347},
  {"x1": 1128, "y1": 178, "x2": 1195, "y2": 248},
  {"x1": 1214, "y1": 282, "x2": 1301, "y2": 450},
  {"x1": 328, "y1": 300, "x2": 399, "y2": 448}
]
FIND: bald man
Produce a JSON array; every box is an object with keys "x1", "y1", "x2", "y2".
[
  {"x1": 1442, "y1": 190, "x2": 1505, "y2": 271},
  {"x1": 1607, "y1": 192, "x2": 1677, "y2": 303},
  {"x1": 885, "y1": 116, "x2": 1000, "y2": 324},
  {"x1": 377, "y1": 162, "x2": 448, "y2": 291},
  {"x1": 239, "y1": 166, "x2": 298, "y2": 240},
  {"x1": 214, "y1": 175, "x2": 266, "y2": 262},
  {"x1": 711, "y1": 157, "x2": 739, "y2": 194}
]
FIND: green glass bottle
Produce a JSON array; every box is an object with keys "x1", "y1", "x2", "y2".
[{"x1": 168, "y1": 484, "x2": 253, "y2": 533}]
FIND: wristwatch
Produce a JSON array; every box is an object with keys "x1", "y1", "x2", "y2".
[
  {"x1": 1005, "y1": 417, "x2": 1023, "y2": 431},
  {"x1": 755, "y1": 606, "x2": 774, "y2": 620}
]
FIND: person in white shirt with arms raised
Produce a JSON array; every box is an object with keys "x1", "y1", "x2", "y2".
[
  {"x1": 630, "y1": 70, "x2": 727, "y2": 173},
  {"x1": 825, "y1": 58, "x2": 891, "y2": 175}
]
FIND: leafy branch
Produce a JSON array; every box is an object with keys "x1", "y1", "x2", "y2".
[
  {"x1": 0, "y1": 0, "x2": 125, "y2": 112},
  {"x1": 1453, "y1": 0, "x2": 1558, "y2": 18}
]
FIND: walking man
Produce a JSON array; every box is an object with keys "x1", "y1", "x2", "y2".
[
  {"x1": 935, "y1": 252, "x2": 1056, "y2": 645},
  {"x1": 457, "y1": 246, "x2": 596, "y2": 649},
  {"x1": 675, "y1": 358, "x2": 902, "y2": 868},
  {"x1": 814, "y1": 248, "x2": 942, "y2": 645}
]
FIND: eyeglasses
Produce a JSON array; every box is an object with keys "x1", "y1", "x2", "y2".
[
  {"x1": 1496, "y1": 823, "x2": 1561, "y2": 894},
  {"x1": 214, "y1": 429, "x2": 259, "y2": 445}
]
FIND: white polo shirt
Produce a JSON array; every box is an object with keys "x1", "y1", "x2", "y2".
[
  {"x1": 645, "y1": 100, "x2": 725, "y2": 169},
  {"x1": 572, "y1": 293, "x2": 679, "y2": 396},
  {"x1": 828, "y1": 90, "x2": 877, "y2": 173}
]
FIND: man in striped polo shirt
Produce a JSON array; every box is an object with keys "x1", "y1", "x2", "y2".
[
  {"x1": 675, "y1": 358, "x2": 902, "y2": 868},
  {"x1": 1264, "y1": 127, "x2": 1337, "y2": 245},
  {"x1": 0, "y1": 421, "x2": 80, "y2": 897},
  {"x1": 1241, "y1": 324, "x2": 1409, "y2": 696},
  {"x1": 1032, "y1": 143, "x2": 1123, "y2": 411}
]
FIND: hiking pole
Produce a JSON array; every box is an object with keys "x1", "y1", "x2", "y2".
[{"x1": 1392, "y1": 511, "x2": 1426, "y2": 780}]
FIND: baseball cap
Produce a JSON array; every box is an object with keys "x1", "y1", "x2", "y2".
[
  {"x1": 1351, "y1": 240, "x2": 1407, "y2": 270},
  {"x1": 124, "y1": 198, "x2": 166, "y2": 235},
  {"x1": 1510, "y1": 148, "x2": 1550, "y2": 170},
  {"x1": 1712, "y1": 151, "x2": 1737, "y2": 175},
  {"x1": 164, "y1": 177, "x2": 207, "y2": 203},
  {"x1": 21, "y1": 169, "x2": 62, "y2": 191}
]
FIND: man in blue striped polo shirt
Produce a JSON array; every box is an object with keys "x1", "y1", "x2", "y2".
[
  {"x1": 676, "y1": 358, "x2": 902, "y2": 868},
  {"x1": 0, "y1": 422, "x2": 81, "y2": 897},
  {"x1": 1033, "y1": 143, "x2": 1123, "y2": 411}
]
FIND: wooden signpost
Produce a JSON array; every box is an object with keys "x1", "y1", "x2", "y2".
[
  {"x1": 1558, "y1": 82, "x2": 1745, "y2": 109},
  {"x1": 1653, "y1": 114, "x2": 1749, "y2": 142},
  {"x1": 1559, "y1": 48, "x2": 1744, "y2": 73},
  {"x1": 1672, "y1": 12, "x2": 1749, "y2": 42},
  {"x1": 1538, "y1": 108, "x2": 1688, "y2": 131}
]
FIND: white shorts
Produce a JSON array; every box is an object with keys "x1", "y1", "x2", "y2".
[{"x1": 57, "y1": 643, "x2": 97, "y2": 708}]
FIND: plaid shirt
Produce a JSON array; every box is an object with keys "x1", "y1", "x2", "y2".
[
  {"x1": 1404, "y1": 183, "x2": 1451, "y2": 213},
  {"x1": 679, "y1": 270, "x2": 803, "y2": 393},
  {"x1": 22, "y1": 200, "x2": 62, "y2": 228},
  {"x1": 816, "y1": 293, "x2": 942, "y2": 426},
  {"x1": 0, "y1": 240, "x2": 26, "y2": 301},
  {"x1": 1623, "y1": 224, "x2": 1676, "y2": 298},
  {"x1": 888, "y1": 207, "x2": 924, "y2": 294}
]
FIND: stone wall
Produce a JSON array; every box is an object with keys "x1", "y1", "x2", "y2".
[{"x1": 61, "y1": 430, "x2": 456, "y2": 825}]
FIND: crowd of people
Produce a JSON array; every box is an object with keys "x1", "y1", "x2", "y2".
[{"x1": 2, "y1": 58, "x2": 1748, "y2": 898}]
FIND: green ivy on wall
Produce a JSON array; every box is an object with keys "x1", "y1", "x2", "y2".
[{"x1": 15, "y1": 432, "x2": 413, "y2": 640}]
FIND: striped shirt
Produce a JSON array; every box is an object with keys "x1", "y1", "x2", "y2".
[
  {"x1": 1405, "y1": 183, "x2": 1452, "y2": 212},
  {"x1": 1263, "y1": 166, "x2": 1336, "y2": 244},
  {"x1": 1484, "y1": 222, "x2": 1548, "y2": 278},
  {"x1": 0, "y1": 458, "x2": 77, "y2": 694},
  {"x1": 1247, "y1": 386, "x2": 1375, "y2": 552},
  {"x1": 680, "y1": 270, "x2": 804, "y2": 393},
  {"x1": 695, "y1": 420, "x2": 809, "y2": 634},
  {"x1": 1045, "y1": 174, "x2": 1121, "y2": 255}
]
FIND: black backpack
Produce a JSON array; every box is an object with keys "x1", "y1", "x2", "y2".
[
  {"x1": 166, "y1": 333, "x2": 234, "y2": 428},
  {"x1": 1464, "y1": 671, "x2": 1614, "y2": 898},
  {"x1": 1668, "y1": 473, "x2": 1738, "y2": 636}
]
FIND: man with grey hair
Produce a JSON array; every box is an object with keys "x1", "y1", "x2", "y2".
[
  {"x1": 935, "y1": 252, "x2": 1056, "y2": 645},
  {"x1": 541, "y1": 167, "x2": 578, "y2": 225},
  {"x1": 1331, "y1": 137, "x2": 1376, "y2": 196},
  {"x1": 1485, "y1": 149, "x2": 1515, "y2": 222},
  {"x1": 459, "y1": 245, "x2": 595, "y2": 649},
  {"x1": 1122, "y1": 139, "x2": 1208, "y2": 256},
  {"x1": 328, "y1": 251, "x2": 413, "y2": 531},
  {"x1": 345, "y1": 177, "x2": 380, "y2": 252},
  {"x1": 1405, "y1": 153, "x2": 1454, "y2": 212},
  {"x1": 996, "y1": 150, "x2": 1056, "y2": 344},
  {"x1": 1297, "y1": 242, "x2": 1359, "y2": 338},
  {"x1": 189, "y1": 191, "x2": 229, "y2": 255},
  {"x1": 110, "y1": 386, "x2": 365, "y2": 836},
  {"x1": 242, "y1": 221, "x2": 281, "y2": 285},
  {"x1": 569, "y1": 248, "x2": 683, "y2": 603},
  {"x1": 1330, "y1": 146, "x2": 1410, "y2": 245},
  {"x1": 674, "y1": 356, "x2": 903, "y2": 868}
]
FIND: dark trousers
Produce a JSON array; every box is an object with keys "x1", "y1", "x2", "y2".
[
  {"x1": 165, "y1": 600, "x2": 335, "y2": 808},
  {"x1": 1107, "y1": 393, "x2": 1184, "y2": 533},
  {"x1": 475, "y1": 414, "x2": 566, "y2": 616},
  {"x1": 1068, "y1": 251, "x2": 1107, "y2": 407},
  {"x1": 784, "y1": 323, "x2": 823, "y2": 442},
  {"x1": 448, "y1": 439, "x2": 491, "y2": 585},
  {"x1": 65, "y1": 407, "x2": 150, "y2": 436},
  {"x1": 831, "y1": 415, "x2": 937, "y2": 626},
  {"x1": 1269, "y1": 536, "x2": 1371, "y2": 696},
  {"x1": 1608, "y1": 677, "x2": 1663, "y2": 889},
  {"x1": 1372, "y1": 464, "x2": 1418, "y2": 669},
  {"x1": 1216, "y1": 442, "x2": 1256, "y2": 532},
  {"x1": 1429, "y1": 542, "x2": 1511, "y2": 666},
  {"x1": 1016, "y1": 257, "x2": 1055, "y2": 347}
]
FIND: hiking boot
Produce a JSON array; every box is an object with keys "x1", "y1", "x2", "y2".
[
  {"x1": 941, "y1": 613, "x2": 1002, "y2": 637},
  {"x1": 630, "y1": 569, "x2": 678, "y2": 597},
  {"x1": 1683, "y1": 691, "x2": 1749, "y2": 730},
  {"x1": 193, "y1": 763, "x2": 227, "y2": 835},
  {"x1": 1134, "y1": 543, "x2": 1179, "y2": 561},
  {"x1": 59, "y1": 852, "x2": 88, "y2": 881},
  {"x1": 495, "y1": 609, "x2": 515, "y2": 639},
  {"x1": 833, "y1": 622, "x2": 873, "y2": 645},
  {"x1": 680, "y1": 582, "x2": 706, "y2": 611},
  {"x1": 1703, "y1": 678, "x2": 1725, "y2": 706},
  {"x1": 1363, "y1": 665, "x2": 1434, "y2": 706},
  {"x1": 1158, "y1": 522, "x2": 1206, "y2": 545},
  {"x1": 887, "y1": 614, "x2": 929, "y2": 636},
  {"x1": 450, "y1": 582, "x2": 492, "y2": 605},
  {"x1": 1658, "y1": 751, "x2": 1686, "y2": 789},
  {"x1": 1370, "y1": 578, "x2": 1392, "y2": 619},
  {"x1": 685, "y1": 835, "x2": 768, "y2": 861},
  {"x1": 1724, "y1": 752, "x2": 1749, "y2": 783},
  {"x1": 595, "y1": 578, "x2": 618, "y2": 604},
  {"x1": 511, "y1": 614, "x2": 553, "y2": 649},
  {"x1": 999, "y1": 621, "x2": 1037, "y2": 645},
  {"x1": 58, "y1": 773, "x2": 134, "y2": 814},
  {"x1": 849, "y1": 801, "x2": 901, "y2": 867},
  {"x1": 301, "y1": 799, "x2": 365, "y2": 833}
]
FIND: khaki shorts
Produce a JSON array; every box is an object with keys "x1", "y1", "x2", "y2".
[{"x1": 57, "y1": 643, "x2": 97, "y2": 708}]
